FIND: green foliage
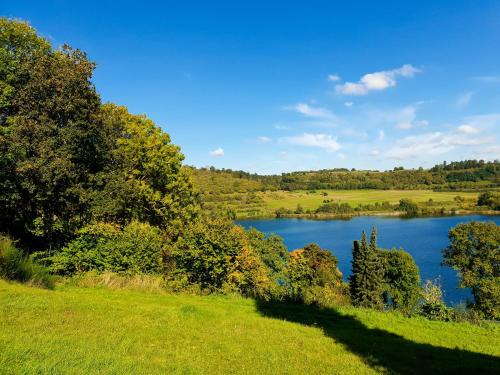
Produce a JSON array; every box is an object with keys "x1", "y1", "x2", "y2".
[
  {"x1": 349, "y1": 228, "x2": 384, "y2": 308},
  {"x1": 477, "y1": 191, "x2": 500, "y2": 210},
  {"x1": 49, "y1": 221, "x2": 165, "y2": 275},
  {"x1": 315, "y1": 202, "x2": 354, "y2": 214},
  {"x1": 443, "y1": 221, "x2": 500, "y2": 319},
  {"x1": 399, "y1": 199, "x2": 419, "y2": 216},
  {"x1": 378, "y1": 248, "x2": 421, "y2": 313},
  {"x1": 91, "y1": 104, "x2": 199, "y2": 236},
  {"x1": 419, "y1": 280, "x2": 454, "y2": 321},
  {"x1": 287, "y1": 243, "x2": 348, "y2": 306},
  {"x1": 0, "y1": 19, "x2": 200, "y2": 252},
  {"x1": 0, "y1": 235, "x2": 54, "y2": 288},
  {"x1": 166, "y1": 218, "x2": 279, "y2": 298}
]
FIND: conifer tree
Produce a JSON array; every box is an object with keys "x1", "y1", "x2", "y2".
[{"x1": 350, "y1": 228, "x2": 383, "y2": 308}]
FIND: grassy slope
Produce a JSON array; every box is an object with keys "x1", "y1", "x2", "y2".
[{"x1": 1, "y1": 280, "x2": 499, "y2": 374}]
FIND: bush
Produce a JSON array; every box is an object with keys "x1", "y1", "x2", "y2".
[
  {"x1": 419, "y1": 280, "x2": 453, "y2": 321},
  {"x1": 49, "y1": 221, "x2": 165, "y2": 275},
  {"x1": 0, "y1": 236, "x2": 54, "y2": 289},
  {"x1": 166, "y1": 218, "x2": 279, "y2": 299},
  {"x1": 287, "y1": 243, "x2": 349, "y2": 306}
]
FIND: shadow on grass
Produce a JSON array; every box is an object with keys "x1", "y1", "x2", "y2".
[{"x1": 256, "y1": 300, "x2": 499, "y2": 374}]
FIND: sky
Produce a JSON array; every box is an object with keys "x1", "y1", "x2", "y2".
[{"x1": 2, "y1": 1, "x2": 500, "y2": 174}]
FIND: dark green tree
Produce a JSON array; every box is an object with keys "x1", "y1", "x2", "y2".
[
  {"x1": 350, "y1": 228, "x2": 383, "y2": 308},
  {"x1": 378, "y1": 248, "x2": 421, "y2": 312}
]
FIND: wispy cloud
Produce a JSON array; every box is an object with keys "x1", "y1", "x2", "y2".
[
  {"x1": 455, "y1": 91, "x2": 475, "y2": 109},
  {"x1": 378, "y1": 130, "x2": 385, "y2": 141},
  {"x1": 344, "y1": 101, "x2": 353, "y2": 107},
  {"x1": 284, "y1": 133, "x2": 341, "y2": 152},
  {"x1": 385, "y1": 130, "x2": 495, "y2": 160},
  {"x1": 257, "y1": 136, "x2": 272, "y2": 143},
  {"x1": 284, "y1": 103, "x2": 338, "y2": 121},
  {"x1": 336, "y1": 64, "x2": 421, "y2": 95},
  {"x1": 457, "y1": 124, "x2": 479, "y2": 134},
  {"x1": 327, "y1": 74, "x2": 341, "y2": 82},
  {"x1": 209, "y1": 147, "x2": 224, "y2": 157}
]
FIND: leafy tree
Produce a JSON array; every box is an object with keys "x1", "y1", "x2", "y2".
[
  {"x1": 91, "y1": 104, "x2": 199, "y2": 238},
  {"x1": 399, "y1": 199, "x2": 419, "y2": 216},
  {"x1": 378, "y1": 248, "x2": 421, "y2": 312},
  {"x1": 443, "y1": 221, "x2": 500, "y2": 319},
  {"x1": 166, "y1": 218, "x2": 275, "y2": 297},
  {"x1": 287, "y1": 243, "x2": 347, "y2": 305},
  {"x1": 0, "y1": 20, "x2": 109, "y2": 249},
  {"x1": 477, "y1": 192, "x2": 500, "y2": 210},
  {"x1": 350, "y1": 228, "x2": 384, "y2": 308}
]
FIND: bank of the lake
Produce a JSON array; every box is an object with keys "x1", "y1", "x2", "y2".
[{"x1": 238, "y1": 214, "x2": 500, "y2": 305}]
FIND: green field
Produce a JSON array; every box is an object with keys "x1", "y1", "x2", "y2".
[
  {"x1": 261, "y1": 189, "x2": 478, "y2": 210},
  {"x1": 227, "y1": 189, "x2": 481, "y2": 218},
  {"x1": 1, "y1": 280, "x2": 499, "y2": 374}
]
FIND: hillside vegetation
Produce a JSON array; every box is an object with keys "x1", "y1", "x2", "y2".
[
  {"x1": 1, "y1": 280, "x2": 499, "y2": 375},
  {"x1": 191, "y1": 162, "x2": 500, "y2": 218}
]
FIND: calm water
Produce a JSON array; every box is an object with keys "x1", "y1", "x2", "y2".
[{"x1": 239, "y1": 215, "x2": 500, "y2": 305}]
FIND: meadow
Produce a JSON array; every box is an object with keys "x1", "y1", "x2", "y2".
[
  {"x1": 225, "y1": 189, "x2": 481, "y2": 218},
  {"x1": 1, "y1": 279, "x2": 499, "y2": 374}
]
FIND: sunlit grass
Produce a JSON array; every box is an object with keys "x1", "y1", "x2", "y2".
[{"x1": 1, "y1": 280, "x2": 498, "y2": 374}]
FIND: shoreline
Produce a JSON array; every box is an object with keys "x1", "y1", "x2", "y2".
[{"x1": 236, "y1": 209, "x2": 500, "y2": 221}]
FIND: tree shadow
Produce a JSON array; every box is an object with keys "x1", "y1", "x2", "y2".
[{"x1": 256, "y1": 300, "x2": 499, "y2": 374}]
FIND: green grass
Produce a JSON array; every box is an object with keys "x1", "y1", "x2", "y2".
[
  {"x1": 226, "y1": 189, "x2": 480, "y2": 218},
  {"x1": 1, "y1": 280, "x2": 499, "y2": 374},
  {"x1": 260, "y1": 189, "x2": 479, "y2": 211}
]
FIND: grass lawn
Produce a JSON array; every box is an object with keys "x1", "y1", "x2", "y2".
[
  {"x1": 259, "y1": 189, "x2": 479, "y2": 212},
  {"x1": 1, "y1": 280, "x2": 499, "y2": 374}
]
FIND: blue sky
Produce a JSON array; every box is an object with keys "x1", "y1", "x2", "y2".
[{"x1": 2, "y1": 1, "x2": 500, "y2": 174}]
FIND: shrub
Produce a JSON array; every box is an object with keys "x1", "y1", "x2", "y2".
[
  {"x1": 49, "y1": 221, "x2": 165, "y2": 275},
  {"x1": 287, "y1": 243, "x2": 349, "y2": 306},
  {"x1": 419, "y1": 280, "x2": 453, "y2": 321},
  {"x1": 0, "y1": 236, "x2": 54, "y2": 289},
  {"x1": 166, "y1": 218, "x2": 278, "y2": 299}
]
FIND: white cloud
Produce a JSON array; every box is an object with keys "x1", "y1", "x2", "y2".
[
  {"x1": 336, "y1": 64, "x2": 420, "y2": 95},
  {"x1": 285, "y1": 103, "x2": 337, "y2": 121},
  {"x1": 370, "y1": 149, "x2": 380, "y2": 156},
  {"x1": 209, "y1": 147, "x2": 224, "y2": 157},
  {"x1": 258, "y1": 136, "x2": 272, "y2": 143},
  {"x1": 455, "y1": 91, "x2": 475, "y2": 109},
  {"x1": 457, "y1": 124, "x2": 479, "y2": 134},
  {"x1": 344, "y1": 101, "x2": 353, "y2": 107},
  {"x1": 385, "y1": 131, "x2": 495, "y2": 160},
  {"x1": 328, "y1": 74, "x2": 341, "y2": 82},
  {"x1": 285, "y1": 133, "x2": 341, "y2": 152},
  {"x1": 378, "y1": 130, "x2": 385, "y2": 141}
]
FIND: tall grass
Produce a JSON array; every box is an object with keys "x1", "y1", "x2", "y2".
[{"x1": 0, "y1": 236, "x2": 54, "y2": 289}]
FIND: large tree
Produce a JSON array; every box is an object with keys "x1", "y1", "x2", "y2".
[
  {"x1": 0, "y1": 19, "x2": 108, "y2": 249},
  {"x1": 91, "y1": 104, "x2": 199, "y2": 237},
  {"x1": 443, "y1": 221, "x2": 499, "y2": 319},
  {"x1": 350, "y1": 228, "x2": 384, "y2": 308}
]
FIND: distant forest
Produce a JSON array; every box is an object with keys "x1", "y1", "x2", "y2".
[{"x1": 191, "y1": 159, "x2": 500, "y2": 193}]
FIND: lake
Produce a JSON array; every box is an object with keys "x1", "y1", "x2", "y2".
[{"x1": 238, "y1": 215, "x2": 500, "y2": 305}]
